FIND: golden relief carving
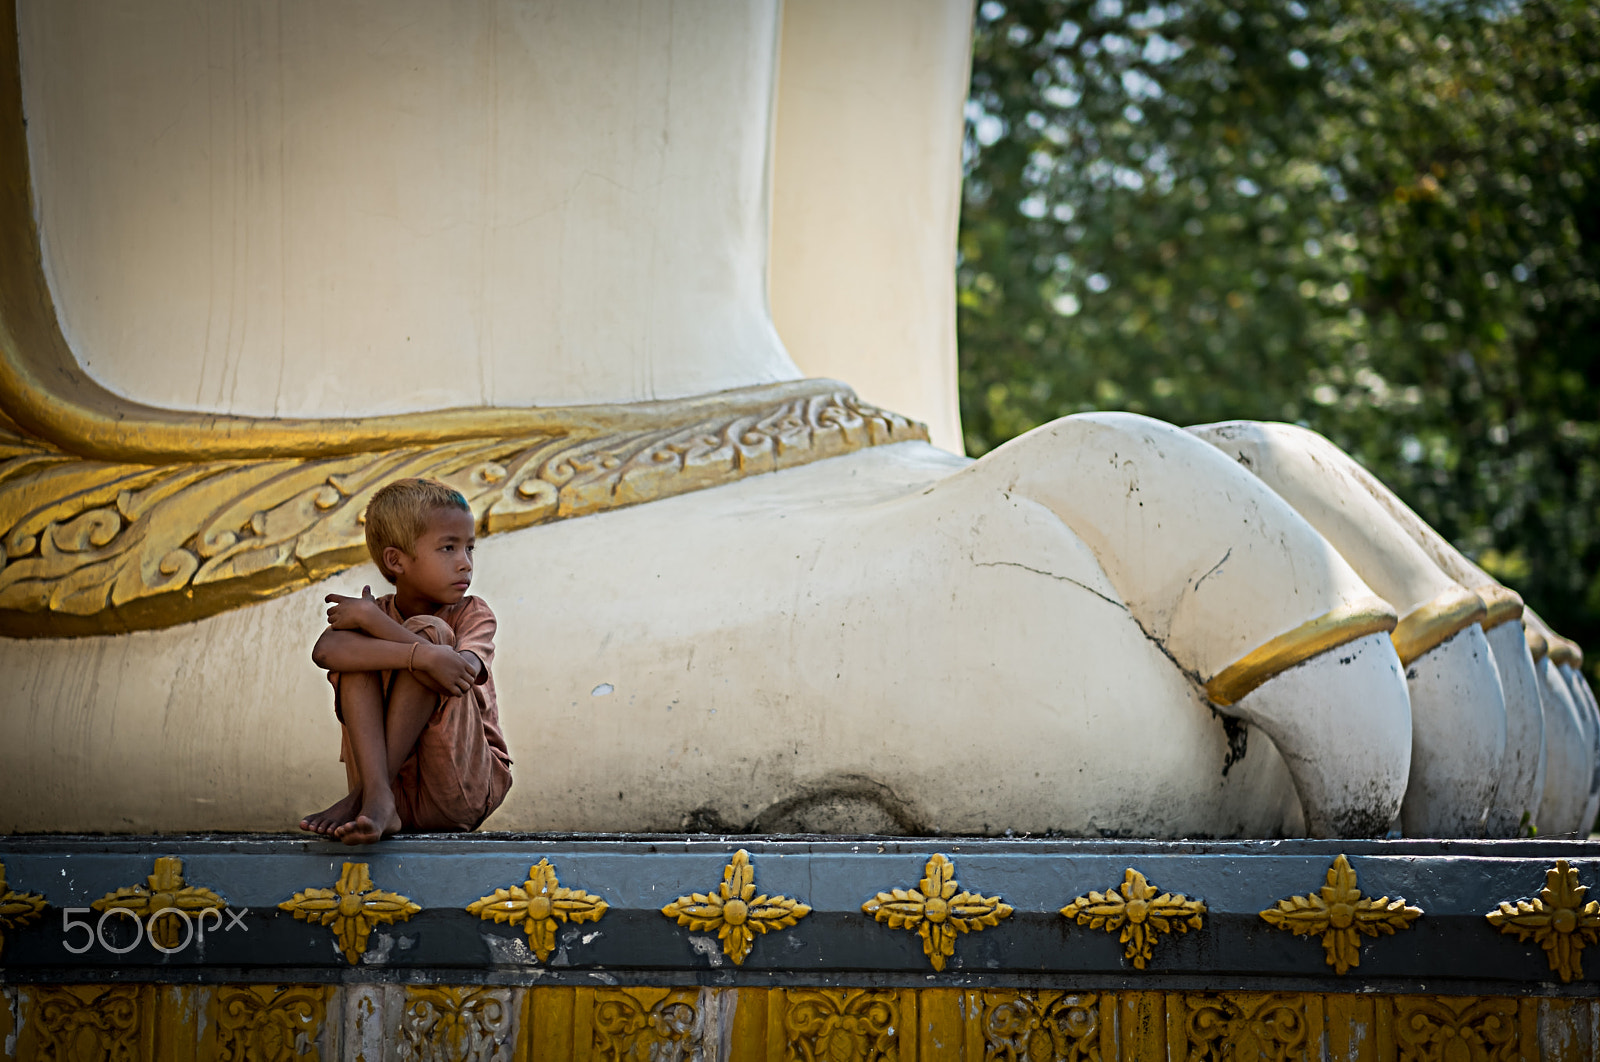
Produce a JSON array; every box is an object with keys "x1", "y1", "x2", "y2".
[
  {"x1": 90, "y1": 856, "x2": 226, "y2": 950},
  {"x1": 0, "y1": 860, "x2": 46, "y2": 958},
  {"x1": 1390, "y1": 996, "x2": 1519, "y2": 1062},
  {"x1": 30, "y1": 985, "x2": 142, "y2": 1062},
  {"x1": 979, "y1": 991, "x2": 1102, "y2": 1062},
  {"x1": 466, "y1": 859, "x2": 608, "y2": 963},
  {"x1": 277, "y1": 861, "x2": 420, "y2": 965},
  {"x1": 590, "y1": 988, "x2": 704, "y2": 1061},
  {"x1": 1486, "y1": 859, "x2": 1600, "y2": 983},
  {"x1": 399, "y1": 986, "x2": 516, "y2": 1062},
  {"x1": 216, "y1": 984, "x2": 332, "y2": 1062},
  {"x1": 0, "y1": 383, "x2": 924, "y2": 638},
  {"x1": 661, "y1": 849, "x2": 809, "y2": 966},
  {"x1": 1183, "y1": 993, "x2": 1308, "y2": 1062},
  {"x1": 1258, "y1": 854, "x2": 1421, "y2": 975},
  {"x1": 1059, "y1": 868, "x2": 1205, "y2": 970},
  {"x1": 862, "y1": 853, "x2": 1013, "y2": 972},
  {"x1": 780, "y1": 989, "x2": 901, "y2": 1062}
]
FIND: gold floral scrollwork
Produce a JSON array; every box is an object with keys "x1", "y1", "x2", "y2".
[
  {"x1": 1486, "y1": 859, "x2": 1600, "y2": 983},
  {"x1": 216, "y1": 984, "x2": 332, "y2": 1062},
  {"x1": 980, "y1": 991, "x2": 1101, "y2": 1062},
  {"x1": 1391, "y1": 996, "x2": 1520, "y2": 1062},
  {"x1": 90, "y1": 856, "x2": 226, "y2": 950},
  {"x1": 1258, "y1": 854, "x2": 1421, "y2": 975},
  {"x1": 0, "y1": 860, "x2": 46, "y2": 958},
  {"x1": 0, "y1": 383, "x2": 926, "y2": 638},
  {"x1": 1059, "y1": 867, "x2": 1205, "y2": 970},
  {"x1": 400, "y1": 986, "x2": 516, "y2": 1062},
  {"x1": 278, "y1": 861, "x2": 420, "y2": 965},
  {"x1": 32, "y1": 985, "x2": 142, "y2": 1062},
  {"x1": 781, "y1": 988, "x2": 901, "y2": 1062},
  {"x1": 466, "y1": 858, "x2": 608, "y2": 963},
  {"x1": 591, "y1": 988, "x2": 704, "y2": 1059},
  {"x1": 661, "y1": 849, "x2": 809, "y2": 966},
  {"x1": 1184, "y1": 992, "x2": 1309, "y2": 1061},
  {"x1": 862, "y1": 853, "x2": 1013, "y2": 972}
]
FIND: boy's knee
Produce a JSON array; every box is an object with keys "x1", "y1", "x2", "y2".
[{"x1": 404, "y1": 615, "x2": 457, "y2": 649}]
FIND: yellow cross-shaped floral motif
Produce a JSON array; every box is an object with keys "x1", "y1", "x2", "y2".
[
  {"x1": 661, "y1": 849, "x2": 810, "y2": 965},
  {"x1": 1487, "y1": 859, "x2": 1600, "y2": 983},
  {"x1": 467, "y1": 858, "x2": 609, "y2": 962},
  {"x1": 862, "y1": 853, "x2": 1013, "y2": 972},
  {"x1": 91, "y1": 857, "x2": 226, "y2": 950},
  {"x1": 1060, "y1": 867, "x2": 1206, "y2": 969},
  {"x1": 278, "y1": 862, "x2": 420, "y2": 965},
  {"x1": 0, "y1": 861, "x2": 47, "y2": 958},
  {"x1": 1259, "y1": 853, "x2": 1421, "y2": 974}
]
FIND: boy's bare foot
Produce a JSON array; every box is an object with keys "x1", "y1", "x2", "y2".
[
  {"x1": 334, "y1": 792, "x2": 402, "y2": 845},
  {"x1": 300, "y1": 790, "x2": 361, "y2": 836}
]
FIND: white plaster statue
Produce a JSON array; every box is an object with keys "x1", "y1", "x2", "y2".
[{"x1": 0, "y1": 0, "x2": 1592, "y2": 840}]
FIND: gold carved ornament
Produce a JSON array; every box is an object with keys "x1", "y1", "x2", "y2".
[
  {"x1": 979, "y1": 991, "x2": 1101, "y2": 1062},
  {"x1": 1485, "y1": 859, "x2": 1600, "y2": 983},
  {"x1": 90, "y1": 856, "x2": 226, "y2": 950},
  {"x1": 400, "y1": 986, "x2": 516, "y2": 1062},
  {"x1": 278, "y1": 861, "x2": 420, "y2": 965},
  {"x1": 1059, "y1": 867, "x2": 1205, "y2": 970},
  {"x1": 1258, "y1": 854, "x2": 1421, "y2": 975},
  {"x1": 215, "y1": 985, "x2": 333, "y2": 1062},
  {"x1": 781, "y1": 989, "x2": 902, "y2": 1062},
  {"x1": 661, "y1": 848, "x2": 810, "y2": 966},
  {"x1": 592, "y1": 988, "x2": 704, "y2": 1059},
  {"x1": 0, "y1": 859, "x2": 46, "y2": 958},
  {"x1": 30, "y1": 985, "x2": 143, "y2": 1061},
  {"x1": 861, "y1": 853, "x2": 1012, "y2": 972},
  {"x1": 1184, "y1": 993, "x2": 1310, "y2": 1062},
  {"x1": 466, "y1": 858, "x2": 608, "y2": 963},
  {"x1": 0, "y1": 4, "x2": 926, "y2": 639}
]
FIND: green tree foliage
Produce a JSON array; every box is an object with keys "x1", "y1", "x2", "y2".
[{"x1": 959, "y1": 0, "x2": 1600, "y2": 675}]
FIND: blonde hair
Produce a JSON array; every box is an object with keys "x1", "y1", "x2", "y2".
[{"x1": 364, "y1": 478, "x2": 471, "y2": 584}]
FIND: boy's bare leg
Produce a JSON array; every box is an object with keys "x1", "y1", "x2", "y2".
[
  {"x1": 301, "y1": 682, "x2": 382, "y2": 836},
  {"x1": 335, "y1": 669, "x2": 440, "y2": 845},
  {"x1": 300, "y1": 736, "x2": 362, "y2": 835}
]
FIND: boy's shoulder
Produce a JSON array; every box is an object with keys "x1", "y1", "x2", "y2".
[{"x1": 445, "y1": 594, "x2": 496, "y2": 626}]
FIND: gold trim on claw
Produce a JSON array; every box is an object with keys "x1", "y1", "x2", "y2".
[
  {"x1": 1203, "y1": 597, "x2": 1398, "y2": 707},
  {"x1": 1549, "y1": 638, "x2": 1583, "y2": 668},
  {"x1": 1474, "y1": 584, "x2": 1524, "y2": 632},
  {"x1": 1526, "y1": 627, "x2": 1550, "y2": 662},
  {"x1": 1391, "y1": 586, "x2": 1487, "y2": 666}
]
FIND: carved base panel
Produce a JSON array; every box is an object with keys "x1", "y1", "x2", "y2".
[{"x1": 1, "y1": 985, "x2": 1595, "y2": 1062}]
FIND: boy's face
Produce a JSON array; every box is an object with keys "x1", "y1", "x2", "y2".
[{"x1": 388, "y1": 506, "x2": 476, "y2": 607}]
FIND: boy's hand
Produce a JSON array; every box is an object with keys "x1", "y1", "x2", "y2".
[
  {"x1": 325, "y1": 585, "x2": 385, "y2": 633},
  {"x1": 415, "y1": 643, "x2": 476, "y2": 697}
]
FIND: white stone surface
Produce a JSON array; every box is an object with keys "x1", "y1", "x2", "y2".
[
  {"x1": 1398, "y1": 625, "x2": 1506, "y2": 837},
  {"x1": 1534, "y1": 656, "x2": 1591, "y2": 837},
  {"x1": 770, "y1": 0, "x2": 972, "y2": 454},
  {"x1": 1482, "y1": 621, "x2": 1546, "y2": 833},
  {"x1": 19, "y1": 0, "x2": 797, "y2": 414}
]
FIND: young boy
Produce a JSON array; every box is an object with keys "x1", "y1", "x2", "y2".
[{"x1": 301, "y1": 478, "x2": 512, "y2": 844}]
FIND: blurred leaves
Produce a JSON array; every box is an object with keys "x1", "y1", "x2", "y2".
[{"x1": 959, "y1": 0, "x2": 1600, "y2": 673}]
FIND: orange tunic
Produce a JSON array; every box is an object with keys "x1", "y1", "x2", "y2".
[{"x1": 330, "y1": 594, "x2": 513, "y2": 831}]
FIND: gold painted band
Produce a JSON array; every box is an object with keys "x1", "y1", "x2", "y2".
[
  {"x1": 1390, "y1": 586, "x2": 1487, "y2": 667},
  {"x1": 1475, "y1": 584, "x2": 1524, "y2": 632},
  {"x1": 1549, "y1": 639, "x2": 1584, "y2": 668},
  {"x1": 1525, "y1": 628, "x2": 1550, "y2": 663},
  {"x1": 1204, "y1": 597, "x2": 1399, "y2": 707}
]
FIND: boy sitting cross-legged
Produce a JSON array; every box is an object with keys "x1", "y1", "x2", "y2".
[{"x1": 301, "y1": 478, "x2": 513, "y2": 844}]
